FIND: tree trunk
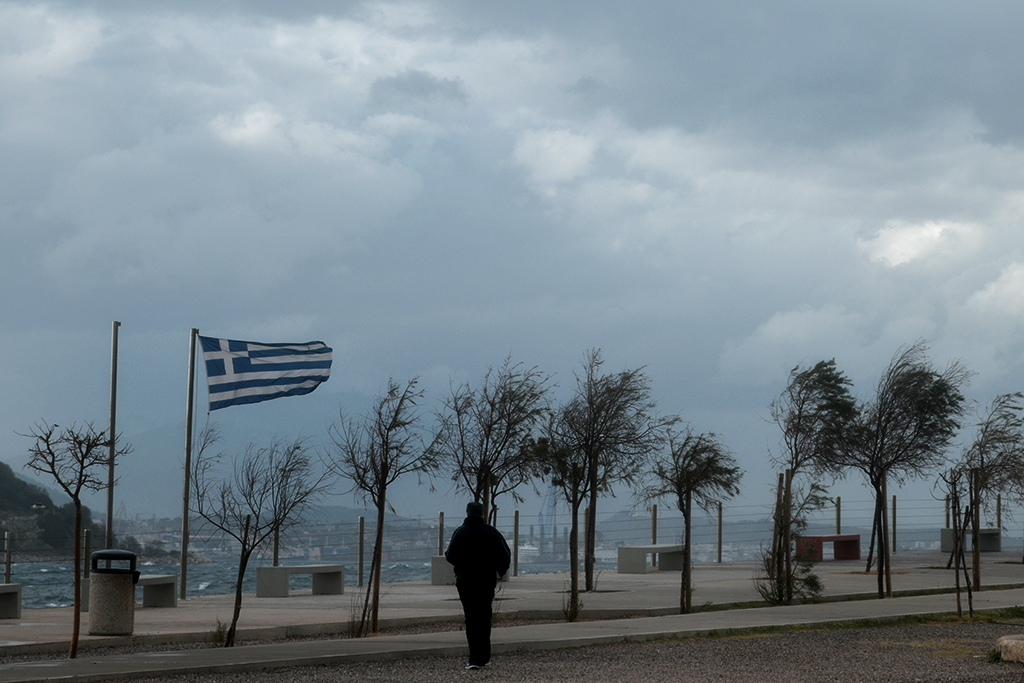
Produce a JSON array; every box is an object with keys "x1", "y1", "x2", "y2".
[
  {"x1": 681, "y1": 490, "x2": 692, "y2": 613},
  {"x1": 871, "y1": 491, "x2": 884, "y2": 597},
  {"x1": 783, "y1": 469, "x2": 793, "y2": 604},
  {"x1": 584, "y1": 479, "x2": 598, "y2": 592},
  {"x1": 864, "y1": 514, "x2": 877, "y2": 573},
  {"x1": 567, "y1": 501, "x2": 581, "y2": 620},
  {"x1": 226, "y1": 514, "x2": 251, "y2": 647},
  {"x1": 481, "y1": 468, "x2": 492, "y2": 524},
  {"x1": 70, "y1": 499, "x2": 82, "y2": 659},
  {"x1": 952, "y1": 497, "x2": 962, "y2": 618},
  {"x1": 371, "y1": 502, "x2": 386, "y2": 633},
  {"x1": 971, "y1": 469, "x2": 981, "y2": 591},
  {"x1": 881, "y1": 478, "x2": 892, "y2": 597},
  {"x1": 769, "y1": 473, "x2": 784, "y2": 581}
]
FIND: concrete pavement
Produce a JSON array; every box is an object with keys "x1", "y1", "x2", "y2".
[{"x1": 1, "y1": 550, "x2": 1023, "y2": 682}]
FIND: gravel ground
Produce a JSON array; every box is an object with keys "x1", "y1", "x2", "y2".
[{"x1": 118, "y1": 620, "x2": 1024, "y2": 683}]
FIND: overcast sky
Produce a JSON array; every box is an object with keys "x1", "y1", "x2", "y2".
[{"x1": 4, "y1": 1, "x2": 1024, "y2": 522}]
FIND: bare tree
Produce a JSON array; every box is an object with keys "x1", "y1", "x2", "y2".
[
  {"x1": 937, "y1": 465, "x2": 974, "y2": 617},
  {"x1": 435, "y1": 357, "x2": 550, "y2": 522},
  {"x1": 767, "y1": 359, "x2": 855, "y2": 603},
  {"x1": 190, "y1": 425, "x2": 329, "y2": 646},
  {"x1": 23, "y1": 421, "x2": 130, "y2": 658},
  {"x1": 644, "y1": 427, "x2": 741, "y2": 613},
  {"x1": 528, "y1": 432, "x2": 588, "y2": 621},
  {"x1": 327, "y1": 378, "x2": 438, "y2": 635},
  {"x1": 554, "y1": 350, "x2": 674, "y2": 592},
  {"x1": 835, "y1": 342, "x2": 970, "y2": 598},
  {"x1": 941, "y1": 392, "x2": 1024, "y2": 594}
]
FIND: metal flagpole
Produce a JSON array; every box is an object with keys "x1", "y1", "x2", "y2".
[
  {"x1": 106, "y1": 320, "x2": 120, "y2": 550},
  {"x1": 180, "y1": 328, "x2": 198, "y2": 601}
]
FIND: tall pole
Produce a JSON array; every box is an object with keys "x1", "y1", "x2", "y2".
[
  {"x1": 106, "y1": 321, "x2": 120, "y2": 549},
  {"x1": 180, "y1": 328, "x2": 198, "y2": 601},
  {"x1": 437, "y1": 511, "x2": 444, "y2": 556},
  {"x1": 651, "y1": 504, "x2": 658, "y2": 568},
  {"x1": 891, "y1": 494, "x2": 897, "y2": 555},
  {"x1": 716, "y1": 500, "x2": 723, "y2": 563},
  {"x1": 513, "y1": 509, "x2": 520, "y2": 577},
  {"x1": 357, "y1": 516, "x2": 365, "y2": 587}
]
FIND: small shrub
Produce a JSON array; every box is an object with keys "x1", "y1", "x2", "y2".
[{"x1": 209, "y1": 618, "x2": 227, "y2": 647}]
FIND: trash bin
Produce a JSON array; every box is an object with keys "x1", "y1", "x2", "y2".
[{"x1": 88, "y1": 549, "x2": 140, "y2": 635}]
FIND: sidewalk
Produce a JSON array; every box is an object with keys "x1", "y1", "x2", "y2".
[{"x1": 1, "y1": 551, "x2": 1022, "y2": 682}]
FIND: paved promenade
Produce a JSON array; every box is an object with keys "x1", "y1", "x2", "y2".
[{"x1": 1, "y1": 551, "x2": 1023, "y2": 682}]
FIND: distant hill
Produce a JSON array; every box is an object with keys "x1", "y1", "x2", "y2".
[
  {"x1": 0, "y1": 460, "x2": 102, "y2": 555},
  {"x1": 0, "y1": 460, "x2": 53, "y2": 512}
]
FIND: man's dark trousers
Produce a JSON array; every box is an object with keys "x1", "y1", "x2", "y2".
[{"x1": 456, "y1": 578, "x2": 494, "y2": 666}]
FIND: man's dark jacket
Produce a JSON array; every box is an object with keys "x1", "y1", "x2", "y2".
[{"x1": 445, "y1": 515, "x2": 511, "y2": 585}]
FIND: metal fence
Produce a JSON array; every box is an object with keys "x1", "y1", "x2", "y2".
[{"x1": 5, "y1": 494, "x2": 1021, "y2": 586}]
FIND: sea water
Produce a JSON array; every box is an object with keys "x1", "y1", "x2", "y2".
[{"x1": 7, "y1": 558, "x2": 579, "y2": 609}]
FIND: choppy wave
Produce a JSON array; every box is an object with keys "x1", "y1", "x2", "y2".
[{"x1": 8, "y1": 558, "x2": 575, "y2": 609}]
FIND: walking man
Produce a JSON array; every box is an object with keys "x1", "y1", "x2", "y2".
[{"x1": 445, "y1": 501, "x2": 511, "y2": 669}]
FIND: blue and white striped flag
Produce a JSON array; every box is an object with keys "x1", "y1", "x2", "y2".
[{"x1": 199, "y1": 336, "x2": 332, "y2": 411}]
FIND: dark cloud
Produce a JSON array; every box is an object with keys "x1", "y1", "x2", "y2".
[
  {"x1": 3, "y1": 0, "x2": 1024, "y2": 517},
  {"x1": 369, "y1": 70, "x2": 468, "y2": 110}
]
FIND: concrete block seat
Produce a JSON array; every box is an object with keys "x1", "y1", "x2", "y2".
[
  {"x1": 940, "y1": 527, "x2": 1001, "y2": 553},
  {"x1": 137, "y1": 574, "x2": 178, "y2": 607},
  {"x1": 256, "y1": 564, "x2": 345, "y2": 598},
  {"x1": 431, "y1": 556, "x2": 456, "y2": 585},
  {"x1": 795, "y1": 534, "x2": 861, "y2": 562},
  {"x1": 617, "y1": 544, "x2": 685, "y2": 574},
  {"x1": 0, "y1": 583, "x2": 21, "y2": 619}
]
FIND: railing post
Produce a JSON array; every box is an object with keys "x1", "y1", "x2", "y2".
[
  {"x1": 973, "y1": 469, "x2": 982, "y2": 590},
  {"x1": 891, "y1": 494, "x2": 897, "y2": 554},
  {"x1": 84, "y1": 529, "x2": 91, "y2": 579},
  {"x1": 835, "y1": 496, "x2": 841, "y2": 535},
  {"x1": 945, "y1": 495, "x2": 950, "y2": 529},
  {"x1": 583, "y1": 507, "x2": 589, "y2": 553},
  {"x1": 651, "y1": 504, "x2": 658, "y2": 568},
  {"x1": 273, "y1": 527, "x2": 280, "y2": 566},
  {"x1": 437, "y1": 511, "x2": 445, "y2": 556},
  {"x1": 513, "y1": 510, "x2": 520, "y2": 577},
  {"x1": 716, "y1": 500, "x2": 723, "y2": 563},
  {"x1": 357, "y1": 516, "x2": 365, "y2": 587},
  {"x1": 996, "y1": 494, "x2": 1002, "y2": 530},
  {"x1": 4, "y1": 532, "x2": 12, "y2": 583}
]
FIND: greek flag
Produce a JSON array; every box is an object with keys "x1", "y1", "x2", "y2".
[{"x1": 199, "y1": 336, "x2": 332, "y2": 411}]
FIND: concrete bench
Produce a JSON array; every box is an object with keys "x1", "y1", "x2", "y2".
[
  {"x1": 137, "y1": 574, "x2": 177, "y2": 607},
  {"x1": 256, "y1": 564, "x2": 345, "y2": 598},
  {"x1": 82, "y1": 573, "x2": 178, "y2": 611},
  {"x1": 0, "y1": 583, "x2": 21, "y2": 619},
  {"x1": 617, "y1": 544, "x2": 685, "y2": 574},
  {"x1": 431, "y1": 556, "x2": 456, "y2": 585},
  {"x1": 796, "y1": 534, "x2": 861, "y2": 562},
  {"x1": 940, "y1": 527, "x2": 1001, "y2": 553}
]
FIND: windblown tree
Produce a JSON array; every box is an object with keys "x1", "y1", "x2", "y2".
[
  {"x1": 528, "y1": 433, "x2": 589, "y2": 621},
  {"x1": 328, "y1": 378, "x2": 438, "y2": 635},
  {"x1": 434, "y1": 357, "x2": 550, "y2": 523},
  {"x1": 937, "y1": 465, "x2": 974, "y2": 617},
  {"x1": 644, "y1": 427, "x2": 741, "y2": 613},
  {"x1": 835, "y1": 342, "x2": 970, "y2": 598},
  {"x1": 940, "y1": 392, "x2": 1024, "y2": 598},
  {"x1": 553, "y1": 349, "x2": 674, "y2": 592},
  {"x1": 190, "y1": 426, "x2": 328, "y2": 646},
  {"x1": 23, "y1": 422, "x2": 130, "y2": 659},
  {"x1": 766, "y1": 359, "x2": 856, "y2": 603}
]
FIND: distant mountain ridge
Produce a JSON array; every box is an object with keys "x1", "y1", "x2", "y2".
[{"x1": 0, "y1": 460, "x2": 102, "y2": 553}]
